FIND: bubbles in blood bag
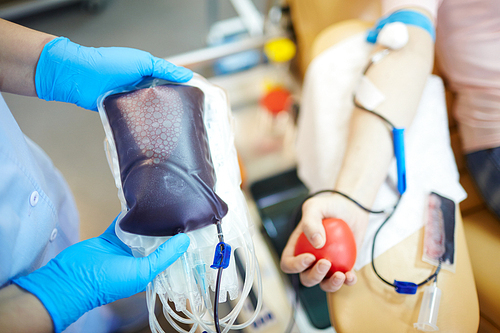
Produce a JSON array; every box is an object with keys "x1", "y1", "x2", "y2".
[{"x1": 117, "y1": 86, "x2": 184, "y2": 164}]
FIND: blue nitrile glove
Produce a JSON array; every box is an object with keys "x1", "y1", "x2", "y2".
[
  {"x1": 13, "y1": 220, "x2": 190, "y2": 333},
  {"x1": 35, "y1": 36, "x2": 193, "y2": 111}
]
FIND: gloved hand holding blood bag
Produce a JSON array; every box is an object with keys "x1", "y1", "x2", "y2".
[{"x1": 102, "y1": 83, "x2": 228, "y2": 236}]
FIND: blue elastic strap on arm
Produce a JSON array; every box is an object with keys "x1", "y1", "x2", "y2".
[
  {"x1": 393, "y1": 128, "x2": 406, "y2": 194},
  {"x1": 367, "y1": 10, "x2": 435, "y2": 44}
]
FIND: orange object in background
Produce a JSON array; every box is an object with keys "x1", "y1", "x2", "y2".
[{"x1": 260, "y1": 87, "x2": 292, "y2": 115}]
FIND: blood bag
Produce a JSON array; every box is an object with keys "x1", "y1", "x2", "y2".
[
  {"x1": 102, "y1": 83, "x2": 228, "y2": 236},
  {"x1": 97, "y1": 75, "x2": 262, "y2": 333}
]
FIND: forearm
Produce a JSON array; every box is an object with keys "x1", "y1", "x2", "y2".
[
  {"x1": 0, "y1": 18, "x2": 56, "y2": 96},
  {"x1": 336, "y1": 17, "x2": 434, "y2": 207},
  {"x1": 0, "y1": 284, "x2": 53, "y2": 332}
]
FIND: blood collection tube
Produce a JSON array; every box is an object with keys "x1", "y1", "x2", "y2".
[{"x1": 414, "y1": 281, "x2": 441, "y2": 331}]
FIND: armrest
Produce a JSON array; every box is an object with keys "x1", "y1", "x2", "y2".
[
  {"x1": 463, "y1": 209, "x2": 500, "y2": 331},
  {"x1": 328, "y1": 209, "x2": 479, "y2": 332}
]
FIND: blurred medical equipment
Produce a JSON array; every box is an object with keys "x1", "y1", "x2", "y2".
[{"x1": 98, "y1": 75, "x2": 262, "y2": 333}]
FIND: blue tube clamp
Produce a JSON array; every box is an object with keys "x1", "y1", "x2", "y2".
[
  {"x1": 394, "y1": 280, "x2": 418, "y2": 294},
  {"x1": 393, "y1": 127, "x2": 407, "y2": 194},
  {"x1": 211, "y1": 242, "x2": 232, "y2": 269}
]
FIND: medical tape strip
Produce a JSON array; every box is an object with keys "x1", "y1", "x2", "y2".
[
  {"x1": 366, "y1": 9, "x2": 435, "y2": 44},
  {"x1": 354, "y1": 48, "x2": 390, "y2": 112},
  {"x1": 354, "y1": 76, "x2": 385, "y2": 111}
]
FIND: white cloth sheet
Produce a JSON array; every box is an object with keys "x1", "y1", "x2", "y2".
[{"x1": 295, "y1": 32, "x2": 467, "y2": 270}]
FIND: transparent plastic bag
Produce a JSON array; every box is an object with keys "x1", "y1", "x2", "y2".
[{"x1": 97, "y1": 74, "x2": 262, "y2": 333}]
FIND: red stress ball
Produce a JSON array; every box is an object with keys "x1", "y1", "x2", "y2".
[{"x1": 294, "y1": 218, "x2": 357, "y2": 278}]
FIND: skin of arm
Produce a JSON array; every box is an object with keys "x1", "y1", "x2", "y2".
[
  {"x1": 0, "y1": 18, "x2": 56, "y2": 96},
  {"x1": 281, "y1": 8, "x2": 435, "y2": 292},
  {"x1": 0, "y1": 284, "x2": 54, "y2": 332}
]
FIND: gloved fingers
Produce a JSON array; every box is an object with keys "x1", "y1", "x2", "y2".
[
  {"x1": 150, "y1": 57, "x2": 193, "y2": 82},
  {"x1": 145, "y1": 233, "x2": 190, "y2": 279},
  {"x1": 319, "y1": 271, "x2": 348, "y2": 293},
  {"x1": 299, "y1": 259, "x2": 332, "y2": 287}
]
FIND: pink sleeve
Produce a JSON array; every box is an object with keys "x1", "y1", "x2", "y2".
[{"x1": 382, "y1": 0, "x2": 442, "y2": 19}]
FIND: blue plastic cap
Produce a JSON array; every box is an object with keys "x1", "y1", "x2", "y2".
[
  {"x1": 394, "y1": 280, "x2": 418, "y2": 294},
  {"x1": 210, "y1": 242, "x2": 232, "y2": 269},
  {"x1": 392, "y1": 128, "x2": 407, "y2": 194}
]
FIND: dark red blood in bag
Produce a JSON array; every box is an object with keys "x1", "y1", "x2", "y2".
[
  {"x1": 103, "y1": 84, "x2": 228, "y2": 236},
  {"x1": 294, "y1": 218, "x2": 357, "y2": 277}
]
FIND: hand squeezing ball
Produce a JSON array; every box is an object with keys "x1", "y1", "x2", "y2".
[{"x1": 294, "y1": 218, "x2": 357, "y2": 277}]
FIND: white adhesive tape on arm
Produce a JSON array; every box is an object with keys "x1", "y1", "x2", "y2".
[{"x1": 354, "y1": 76, "x2": 385, "y2": 111}]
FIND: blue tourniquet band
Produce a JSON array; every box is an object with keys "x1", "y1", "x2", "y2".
[{"x1": 367, "y1": 10, "x2": 435, "y2": 44}]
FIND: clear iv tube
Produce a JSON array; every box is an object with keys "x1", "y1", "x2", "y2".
[
  {"x1": 200, "y1": 225, "x2": 261, "y2": 330},
  {"x1": 180, "y1": 253, "x2": 215, "y2": 333},
  {"x1": 147, "y1": 206, "x2": 263, "y2": 333},
  {"x1": 168, "y1": 250, "x2": 259, "y2": 333},
  {"x1": 148, "y1": 272, "x2": 200, "y2": 333},
  {"x1": 218, "y1": 232, "x2": 263, "y2": 330},
  {"x1": 200, "y1": 230, "x2": 262, "y2": 333},
  {"x1": 183, "y1": 233, "x2": 259, "y2": 333},
  {"x1": 175, "y1": 228, "x2": 262, "y2": 333}
]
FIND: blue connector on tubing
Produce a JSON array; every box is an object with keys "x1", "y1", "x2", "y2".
[
  {"x1": 211, "y1": 242, "x2": 231, "y2": 269},
  {"x1": 394, "y1": 280, "x2": 418, "y2": 294}
]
